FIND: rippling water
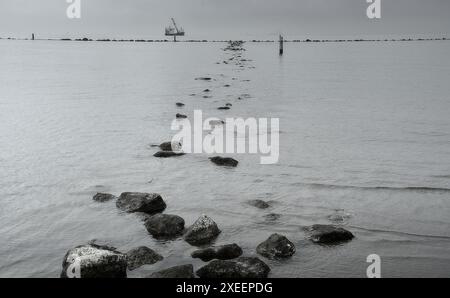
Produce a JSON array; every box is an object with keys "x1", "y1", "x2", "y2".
[{"x1": 0, "y1": 40, "x2": 449, "y2": 277}]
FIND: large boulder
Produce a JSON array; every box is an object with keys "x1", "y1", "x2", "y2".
[
  {"x1": 308, "y1": 225, "x2": 354, "y2": 244},
  {"x1": 144, "y1": 214, "x2": 185, "y2": 238},
  {"x1": 256, "y1": 234, "x2": 296, "y2": 259},
  {"x1": 209, "y1": 156, "x2": 238, "y2": 167},
  {"x1": 196, "y1": 257, "x2": 270, "y2": 278},
  {"x1": 126, "y1": 246, "x2": 163, "y2": 271},
  {"x1": 184, "y1": 215, "x2": 221, "y2": 246},
  {"x1": 149, "y1": 264, "x2": 195, "y2": 278},
  {"x1": 191, "y1": 244, "x2": 243, "y2": 262},
  {"x1": 61, "y1": 244, "x2": 127, "y2": 278},
  {"x1": 93, "y1": 193, "x2": 117, "y2": 202},
  {"x1": 116, "y1": 192, "x2": 166, "y2": 214}
]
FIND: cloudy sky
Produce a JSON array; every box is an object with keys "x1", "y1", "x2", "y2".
[{"x1": 0, "y1": 0, "x2": 449, "y2": 40}]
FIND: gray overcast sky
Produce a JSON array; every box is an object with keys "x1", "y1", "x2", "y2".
[{"x1": 1, "y1": 0, "x2": 449, "y2": 40}]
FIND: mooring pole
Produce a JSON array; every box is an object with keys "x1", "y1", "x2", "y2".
[
  {"x1": 279, "y1": 35, "x2": 284, "y2": 55},
  {"x1": 32, "y1": 33, "x2": 35, "y2": 41}
]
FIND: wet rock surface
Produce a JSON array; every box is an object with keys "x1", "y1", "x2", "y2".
[
  {"x1": 196, "y1": 257, "x2": 270, "y2": 278},
  {"x1": 149, "y1": 264, "x2": 195, "y2": 278},
  {"x1": 126, "y1": 246, "x2": 163, "y2": 271},
  {"x1": 93, "y1": 193, "x2": 117, "y2": 202},
  {"x1": 61, "y1": 244, "x2": 127, "y2": 278},
  {"x1": 154, "y1": 151, "x2": 185, "y2": 158},
  {"x1": 175, "y1": 102, "x2": 185, "y2": 107},
  {"x1": 116, "y1": 192, "x2": 166, "y2": 214},
  {"x1": 191, "y1": 244, "x2": 243, "y2": 262},
  {"x1": 159, "y1": 141, "x2": 181, "y2": 152},
  {"x1": 144, "y1": 214, "x2": 185, "y2": 238},
  {"x1": 209, "y1": 156, "x2": 238, "y2": 167},
  {"x1": 184, "y1": 215, "x2": 221, "y2": 246},
  {"x1": 256, "y1": 234, "x2": 296, "y2": 259},
  {"x1": 308, "y1": 225, "x2": 354, "y2": 244},
  {"x1": 176, "y1": 113, "x2": 187, "y2": 119}
]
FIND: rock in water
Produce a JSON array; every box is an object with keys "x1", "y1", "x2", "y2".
[
  {"x1": 195, "y1": 77, "x2": 212, "y2": 81},
  {"x1": 159, "y1": 141, "x2": 182, "y2": 152},
  {"x1": 184, "y1": 215, "x2": 221, "y2": 246},
  {"x1": 196, "y1": 257, "x2": 270, "y2": 278},
  {"x1": 144, "y1": 214, "x2": 185, "y2": 238},
  {"x1": 153, "y1": 151, "x2": 185, "y2": 158},
  {"x1": 176, "y1": 102, "x2": 185, "y2": 107},
  {"x1": 217, "y1": 106, "x2": 230, "y2": 110},
  {"x1": 176, "y1": 113, "x2": 187, "y2": 119},
  {"x1": 93, "y1": 193, "x2": 117, "y2": 202},
  {"x1": 61, "y1": 244, "x2": 127, "y2": 278},
  {"x1": 256, "y1": 234, "x2": 296, "y2": 259},
  {"x1": 149, "y1": 264, "x2": 195, "y2": 278},
  {"x1": 192, "y1": 244, "x2": 243, "y2": 262},
  {"x1": 116, "y1": 192, "x2": 166, "y2": 214},
  {"x1": 247, "y1": 199, "x2": 270, "y2": 209},
  {"x1": 209, "y1": 156, "x2": 238, "y2": 167},
  {"x1": 126, "y1": 246, "x2": 163, "y2": 271},
  {"x1": 308, "y1": 225, "x2": 354, "y2": 244}
]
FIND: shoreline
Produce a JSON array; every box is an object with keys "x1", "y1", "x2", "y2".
[{"x1": 0, "y1": 36, "x2": 448, "y2": 43}]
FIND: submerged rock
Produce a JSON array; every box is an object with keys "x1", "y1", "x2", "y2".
[
  {"x1": 176, "y1": 102, "x2": 185, "y2": 107},
  {"x1": 93, "y1": 193, "x2": 117, "y2": 202},
  {"x1": 149, "y1": 264, "x2": 195, "y2": 278},
  {"x1": 184, "y1": 215, "x2": 221, "y2": 246},
  {"x1": 256, "y1": 234, "x2": 296, "y2": 259},
  {"x1": 247, "y1": 199, "x2": 270, "y2": 209},
  {"x1": 263, "y1": 213, "x2": 282, "y2": 221},
  {"x1": 126, "y1": 246, "x2": 163, "y2": 271},
  {"x1": 116, "y1": 192, "x2": 166, "y2": 214},
  {"x1": 225, "y1": 103, "x2": 233, "y2": 107},
  {"x1": 61, "y1": 244, "x2": 127, "y2": 278},
  {"x1": 144, "y1": 214, "x2": 185, "y2": 238},
  {"x1": 195, "y1": 77, "x2": 212, "y2": 81},
  {"x1": 191, "y1": 244, "x2": 243, "y2": 262},
  {"x1": 203, "y1": 89, "x2": 211, "y2": 92},
  {"x1": 153, "y1": 151, "x2": 185, "y2": 158},
  {"x1": 196, "y1": 257, "x2": 270, "y2": 278},
  {"x1": 176, "y1": 113, "x2": 188, "y2": 119},
  {"x1": 209, "y1": 156, "x2": 238, "y2": 167},
  {"x1": 217, "y1": 106, "x2": 230, "y2": 110},
  {"x1": 308, "y1": 225, "x2": 354, "y2": 244}
]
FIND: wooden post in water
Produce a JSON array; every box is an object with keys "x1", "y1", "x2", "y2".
[
  {"x1": 279, "y1": 34, "x2": 284, "y2": 55},
  {"x1": 32, "y1": 33, "x2": 35, "y2": 41}
]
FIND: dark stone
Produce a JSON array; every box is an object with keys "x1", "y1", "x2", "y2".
[
  {"x1": 144, "y1": 214, "x2": 185, "y2": 238},
  {"x1": 225, "y1": 103, "x2": 232, "y2": 107},
  {"x1": 176, "y1": 102, "x2": 185, "y2": 107},
  {"x1": 196, "y1": 257, "x2": 270, "y2": 278},
  {"x1": 209, "y1": 156, "x2": 238, "y2": 167},
  {"x1": 217, "y1": 106, "x2": 230, "y2": 110},
  {"x1": 256, "y1": 234, "x2": 296, "y2": 259},
  {"x1": 247, "y1": 200, "x2": 270, "y2": 209},
  {"x1": 149, "y1": 264, "x2": 195, "y2": 278},
  {"x1": 191, "y1": 244, "x2": 243, "y2": 262},
  {"x1": 308, "y1": 225, "x2": 354, "y2": 244},
  {"x1": 93, "y1": 193, "x2": 117, "y2": 202},
  {"x1": 116, "y1": 192, "x2": 166, "y2": 214},
  {"x1": 195, "y1": 77, "x2": 212, "y2": 81},
  {"x1": 203, "y1": 89, "x2": 211, "y2": 92},
  {"x1": 176, "y1": 113, "x2": 188, "y2": 119},
  {"x1": 61, "y1": 244, "x2": 127, "y2": 278},
  {"x1": 126, "y1": 246, "x2": 163, "y2": 271},
  {"x1": 159, "y1": 141, "x2": 181, "y2": 152},
  {"x1": 153, "y1": 151, "x2": 185, "y2": 158},
  {"x1": 184, "y1": 215, "x2": 221, "y2": 246},
  {"x1": 224, "y1": 84, "x2": 231, "y2": 87}
]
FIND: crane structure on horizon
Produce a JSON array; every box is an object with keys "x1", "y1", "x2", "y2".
[{"x1": 165, "y1": 18, "x2": 185, "y2": 42}]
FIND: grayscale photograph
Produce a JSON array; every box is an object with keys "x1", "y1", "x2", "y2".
[{"x1": 0, "y1": 0, "x2": 449, "y2": 284}]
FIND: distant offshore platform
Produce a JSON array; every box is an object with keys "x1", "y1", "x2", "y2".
[{"x1": 165, "y1": 18, "x2": 185, "y2": 42}]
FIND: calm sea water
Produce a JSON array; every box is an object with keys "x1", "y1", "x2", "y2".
[{"x1": 0, "y1": 40, "x2": 449, "y2": 278}]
